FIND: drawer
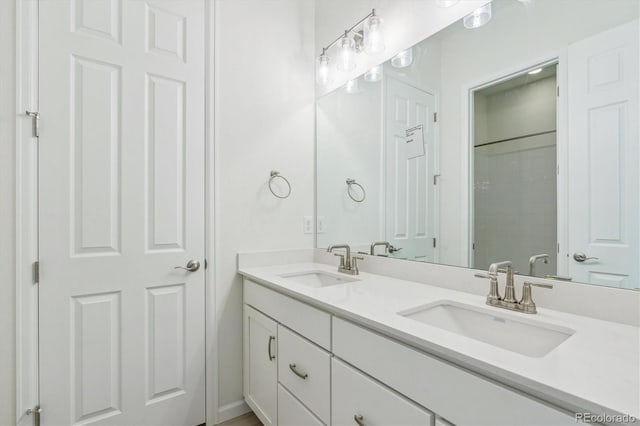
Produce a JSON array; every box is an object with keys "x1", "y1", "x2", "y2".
[
  {"x1": 332, "y1": 317, "x2": 575, "y2": 426},
  {"x1": 278, "y1": 325, "x2": 331, "y2": 423},
  {"x1": 278, "y1": 384, "x2": 325, "y2": 426},
  {"x1": 244, "y1": 279, "x2": 331, "y2": 349},
  {"x1": 332, "y1": 358, "x2": 433, "y2": 426}
]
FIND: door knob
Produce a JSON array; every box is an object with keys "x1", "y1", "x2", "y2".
[
  {"x1": 174, "y1": 260, "x2": 200, "y2": 272},
  {"x1": 573, "y1": 252, "x2": 599, "y2": 263}
]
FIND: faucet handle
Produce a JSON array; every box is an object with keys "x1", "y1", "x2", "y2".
[
  {"x1": 351, "y1": 255, "x2": 364, "y2": 275},
  {"x1": 333, "y1": 253, "x2": 346, "y2": 268},
  {"x1": 474, "y1": 273, "x2": 492, "y2": 279},
  {"x1": 520, "y1": 281, "x2": 553, "y2": 314}
]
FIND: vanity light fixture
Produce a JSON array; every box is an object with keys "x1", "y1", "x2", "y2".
[
  {"x1": 315, "y1": 9, "x2": 385, "y2": 86},
  {"x1": 337, "y1": 31, "x2": 357, "y2": 71},
  {"x1": 463, "y1": 3, "x2": 492, "y2": 29},
  {"x1": 391, "y1": 48, "x2": 413, "y2": 68},
  {"x1": 364, "y1": 13, "x2": 385, "y2": 54},
  {"x1": 316, "y1": 49, "x2": 332, "y2": 86},
  {"x1": 364, "y1": 64, "x2": 383, "y2": 82},
  {"x1": 436, "y1": 0, "x2": 460, "y2": 7},
  {"x1": 528, "y1": 68, "x2": 543, "y2": 75}
]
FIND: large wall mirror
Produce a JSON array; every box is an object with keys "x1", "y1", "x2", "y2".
[{"x1": 316, "y1": 0, "x2": 639, "y2": 289}]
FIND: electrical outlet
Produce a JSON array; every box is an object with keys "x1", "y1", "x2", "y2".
[
  {"x1": 317, "y1": 216, "x2": 325, "y2": 234},
  {"x1": 303, "y1": 216, "x2": 313, "y2": 234}
]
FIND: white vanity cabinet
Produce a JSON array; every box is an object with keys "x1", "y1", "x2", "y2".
[
  {"x1": 243, "y1": 305, "x2": 278, "y2": 426},
  {"x1": 243, "y1": 279, "x2": 576, "y2": 426}
]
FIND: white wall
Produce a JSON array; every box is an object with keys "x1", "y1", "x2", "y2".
[
  {"x1": 0, "y1": 0, "x2": 16, "y2": 424},
  {"x1": 316, "y1": 82, "x2": 383, "y2": 249},
  {"x1": 434, "y1": 0, "x2": 640, "y2": 267},
  {"x1": 214, "y1": 0, "x2": 315, "y2": 413}
]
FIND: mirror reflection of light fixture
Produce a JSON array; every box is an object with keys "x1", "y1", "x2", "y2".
[
  {"x1": 316, "y1": 49, "x2": 332, "y2": 86},
  {"x1": 364, "y1": 65, "x2": 383, "y2": 82},
  {"x1": 345, "y1": 78, "x2": 360, "y2": 94},
  {"x1": 315, "y1": 9, "x2": 385, "y2": 86},
  {"x1": 337, "y1": 31, "x2": 356, "y2": 71},
  {"x1": 436, "y1": 0, "x2": 459, "y2": 7},
  {"x1": 391, "y1": 48, "x2": 413, "y2": 68},
  {"x1": 364, "y1": 12, "x2": 385, "y2": 54},
  {"x1": 463, "y1": 3, "x2": 492, "y2": 29}
]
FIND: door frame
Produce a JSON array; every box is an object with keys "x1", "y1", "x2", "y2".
[
  {"x1": 460, "y1": 52, "x2": 568, "y2": 275},
  {"x1": 15, "y1": 1, "x2": 219, "y2": 425}
]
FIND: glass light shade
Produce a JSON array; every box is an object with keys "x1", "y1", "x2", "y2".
[
  {"x1": 463, "y1": 3, "x2": 492, "y2": 29},
  {"x1": 436, "y1": 0, "x2": 459, "y2": 7},
  {"x1": 337, "y1": 35, "x2": 356, "y2": 71},
  {"x1": 391, "y1": 48, "x2": 413, "y2": 68},
  {"x1": 364, "y1": 15, "x2": 385, "y2": 54},
  {"x1": 316, "y1": 53, "x2": 332, "y2": 86},
  {"x1": 344, "y1": 78, "x2": 359, "y2": 94},
  {"x1": 364, "y1": 65, "x2": 383, "y2": 82}
]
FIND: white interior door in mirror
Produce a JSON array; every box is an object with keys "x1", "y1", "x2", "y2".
[
  {"x1": 38, "y1": 0, "x2": 206, "y2": 424},
  {"x1": 567, "y1": 19, "x2": 639, "y2": 289},
  {"x1": 385, "y1": 77, "x2": 438, "y2": 262}
]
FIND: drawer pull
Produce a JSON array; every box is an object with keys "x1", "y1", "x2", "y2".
[
  {"x1": 289, "y1": 363, "x2": 308, "y2": 380},
  {"x1": 268, "y1": 336, "x2": 275, "y2": 361},
  {"x1": 354, "y1": 414, "x2": 365, "y2": 426}
]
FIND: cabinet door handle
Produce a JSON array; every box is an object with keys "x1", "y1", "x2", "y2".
[
  {"x1": 354, "y1": 414, "x2": 365, "y2": 426},
  {"x1": 288, "y1": 363, "x2": 308, "y2": 380},
  {"x1": 267, "y1": 336, "x2": 275, "y2": 361}
]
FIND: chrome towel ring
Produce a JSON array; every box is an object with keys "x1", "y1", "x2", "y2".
[
  {"x1": 269, "y1": 171, "x2": 291, "y2": 199},
  {"x1": 346, "y1": 178, "x2": 366, "y2": 203}
]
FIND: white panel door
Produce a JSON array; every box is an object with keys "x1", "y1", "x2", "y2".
[
  {"x1": 38, "y1": 1, "x2": 206, "y2": 424},
  {"x1": 567, "y1": 19, "x2": 639, "y2": 289},
  {"x1": 385, "y1": 77, "x2": 437, "y2": 262}
]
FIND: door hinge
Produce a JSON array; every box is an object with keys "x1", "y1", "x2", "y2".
[
  {"x1": 433, "y1": 174, "x2": 440, "y2": 185},
  {"x1": 556, "y1": 86, "x2": 559, "y2": 97},
  {"x1": 432, "y1": 238, "x2": 437, "y2": 248},
  {"x1": 25, "y1": 111, "x2": 40, "y2": 138},
  {"x1": 433, "y1": 112, "x2": 438, "y2": 122},
  {"x1": 33, "y1": 261, "x2": 39, "y2": 284},
  {"x1": 26, "y1": 405, "x2": 42, "y2": 426}
]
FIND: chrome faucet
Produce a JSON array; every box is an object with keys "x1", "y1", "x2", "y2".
[
  {"x1": 475, "y1": 260, "x2": 553, "y2": 314},
  {"x1": 370, "y1": 241, "x2": 390, "y2": 256},
  {"x1": 327, "y1": 244, "x2": 363, "y2": 275},
  {"x1": 529, "y1": 254, "x2": 550, "y2": 277}
]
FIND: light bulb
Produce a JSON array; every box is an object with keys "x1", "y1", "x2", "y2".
[
  {"x1": 391, "y1": 48, "x2": 413, "y2": 68},
  {"x1": 337, "y1": 33, "x2": 356, "y2": 71},
  {"x1": 364, "y1": 14, "x2": 384, "y2": 54},
  {"x1": 364, "y1": 65, "x2": 383, "y2": 82},
  {"x1": 436, "y1": 0, "x2": 459, "y2": 7},
  {"x1": 316, "y1": 52, "x2": 332, "y2": 86},
  {"x1": 463, "y1": 3, "x2": 492, "y2": 29},
  {"x1": 345, "y1": 78, "x2": 359, "y2": 94}
]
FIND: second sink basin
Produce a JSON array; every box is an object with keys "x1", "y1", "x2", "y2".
[
  {"x1": 279, "y1": 270, "x2": 359, "y2": 288},
  {"x1": 399, "y1": 300, "x2": 575, "y2": 357}
]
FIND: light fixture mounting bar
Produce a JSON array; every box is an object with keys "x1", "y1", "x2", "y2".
[{"x1": 320, "y1": 9, "x2": 376, "y2": 55}]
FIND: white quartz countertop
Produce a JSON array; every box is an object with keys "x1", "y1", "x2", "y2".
[{"x1": 238, "y1": 262, "x2": 640, "y2": 420}]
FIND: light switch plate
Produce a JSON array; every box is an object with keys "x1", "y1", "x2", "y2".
[{"x1": 317, "y1": 216, "x2": 325, "y2": 234}]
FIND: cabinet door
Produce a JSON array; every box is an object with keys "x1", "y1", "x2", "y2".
[
  {"x1": 243, "y1": 305, "x2": 278, "y2": 426},
  {"x1": 332, "y1": 358, "x2": 433, "y2": 426}
]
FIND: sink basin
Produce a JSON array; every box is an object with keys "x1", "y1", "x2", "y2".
[
  {"x1": 398, "y1": 300, "x2": 574, "y2": 357},
  {"x1": 279, "y1": 270, "x2": 359, "y2": 288}
]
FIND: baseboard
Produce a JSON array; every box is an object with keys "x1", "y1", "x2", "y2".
[{"x1": 217, "y1": 399, "x2": 251, "y2": 424}]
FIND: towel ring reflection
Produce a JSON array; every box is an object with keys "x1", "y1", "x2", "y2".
[
  {"x1": 346, "y1": 178, "x2": 366, "y2": 203},
  {"x1": 269, "y1": 171, "x2": 291, "y2": 199}
]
